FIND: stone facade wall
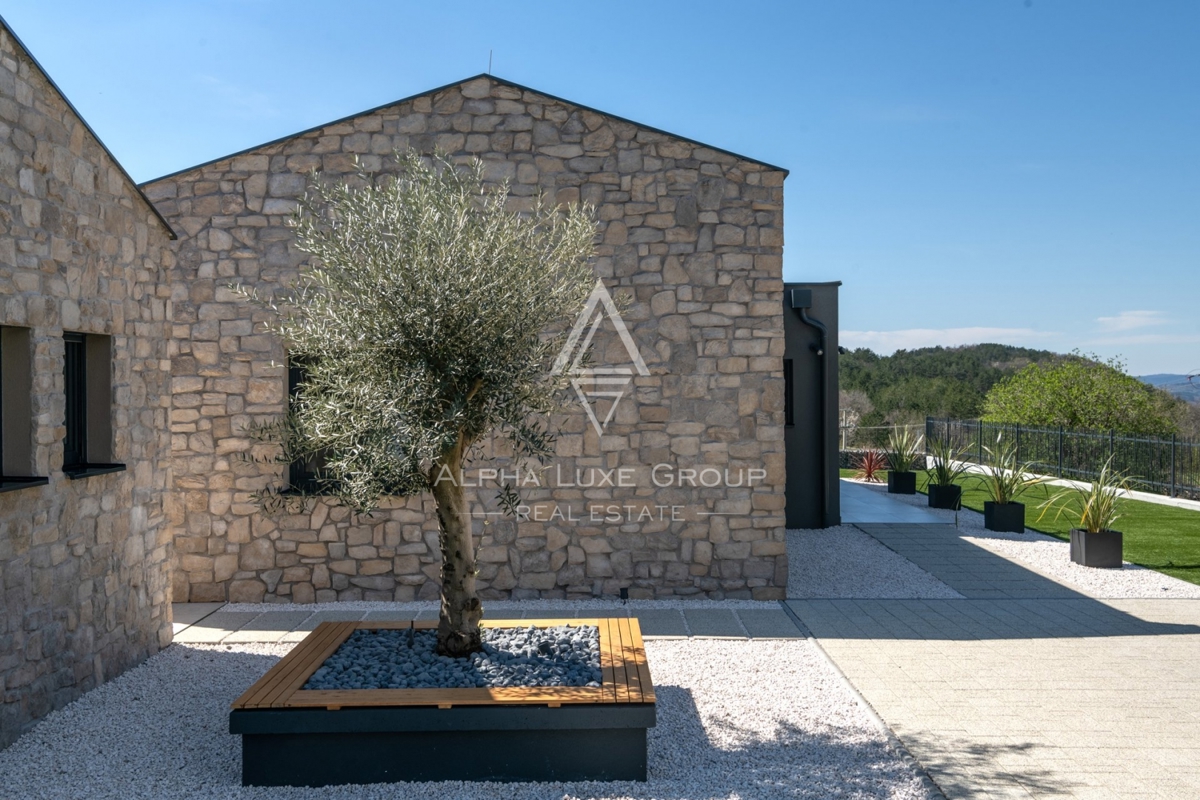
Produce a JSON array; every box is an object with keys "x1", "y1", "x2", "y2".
[
  {"x1": 0, "y1": 26, "x2": 175, "y2": 747},
  {"x1": 145, "y1": 75, "x2": 787, "y2": 605}
]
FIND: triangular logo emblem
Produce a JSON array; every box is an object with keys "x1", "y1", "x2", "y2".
[{"x1": 554, "y1": 279, "x2": 650, "y2": 436}]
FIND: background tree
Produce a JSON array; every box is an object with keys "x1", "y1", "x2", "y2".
[
  {"x1": 840, "y1": 343, "x2": 1069, "y2": 427},
  {"x1": 982, "y1": 353, "x2": 1184, "y2": 436},
  {"x1": 242, "y1": 151, "x2": 597, "y2": 657}
]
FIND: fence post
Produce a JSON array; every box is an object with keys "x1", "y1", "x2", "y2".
[
  {"x1": 978, "y1": 420, "x2": 984, "y2": 464},
  {"x1": 1109, "y1": 429, "x2": 1115, "y2": 464},
  {"x1": 1058, "y1": 425, "x2": 1064, "y2": 478},
  {"x1": 1015, "y1": 423, "x2": 1021, "y2": 464},
  {"x1": 1171, "y1": 434, "x2": 1177, "y2": 498}
]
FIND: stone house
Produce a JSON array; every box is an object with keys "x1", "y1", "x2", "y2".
[
  {"x1": 0, "y1": 19, "x2": 175, "y2": 747},
  {"x1": 142, "y1": 75, "x2": 790, "y2": 606}
]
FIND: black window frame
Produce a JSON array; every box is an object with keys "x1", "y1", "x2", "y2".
[
  {"x1": 287, "y1": 355, "x2": 328, "y2": 493},
  {"x1": 0, "y1": 325, "x2": 48, "y2": 493},
  {"x1": 62, "y1": 332, "x2": 125, "y2": 479}
]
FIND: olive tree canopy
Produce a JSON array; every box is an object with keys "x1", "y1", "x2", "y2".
[{"x1": 241, "y1": 151, "x2": 598, "y2": 655}]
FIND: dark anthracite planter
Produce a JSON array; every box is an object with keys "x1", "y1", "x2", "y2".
[
  {"x1": 984, "y1": 501, "x2": 1025, "y2": 533},
  {"x1": 1069, "y1": 529, "x2": 1123, "y2": 568},
  {"x1": 887, "y1": 471, "x2": 917, "y2": 494},
  {"x1": 231, "y1": 704, "x2": 655, "y2": 786},
  {"x1": 927, "y1": 484, "x2": 962, "y2": 509}
]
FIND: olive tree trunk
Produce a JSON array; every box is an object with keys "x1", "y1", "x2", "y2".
[{"x1": 430, "y1": 437, "x2": 483, "y2": 657}]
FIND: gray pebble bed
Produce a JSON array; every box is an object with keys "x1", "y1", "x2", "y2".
[
  {"x1": 787, "y1": 525, "x2": 964, "y2": 599},
  {"x1": 305, "y1": 625, "x2": 602, "y2": 690},
  {"x1": 0, "y1": 639, "x2": 934, "y2": 799}
]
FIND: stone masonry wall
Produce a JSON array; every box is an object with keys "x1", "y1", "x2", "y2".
[
  {"x1": 0, "y1": 26, "x2": 175, "y2": 747},
  {"x1": 144, "y1": 76, "x2": 786, "y2": 604}
]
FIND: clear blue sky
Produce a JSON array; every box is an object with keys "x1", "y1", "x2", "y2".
[{"x1": 5, "y1": 1, "x2": 1197, "y2": 375}]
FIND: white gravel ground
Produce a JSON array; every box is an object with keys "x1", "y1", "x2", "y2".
[
  {"x1": 0, "y1": 640, "x2": 933, "y2": 800},
  {"x1": 848, "y1": 479, "x2": 1200, "y2": 599},
  {"x1": 787, "y1": 525, "x2": 963, "y2": 599}
]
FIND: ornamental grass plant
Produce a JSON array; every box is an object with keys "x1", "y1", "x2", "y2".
[
  {"x1": 885, "y1": 426, "x2": 924, "y2": 473},
  {"x1": 924, "y1": 436, "x2": 971, "y2": 487},
  {"x1": 1037, "y1": 455, "x2": 1132, "y2": 533},
  {"x1": 979, "y1": 434, "x2": 1044, "y2": 505}
]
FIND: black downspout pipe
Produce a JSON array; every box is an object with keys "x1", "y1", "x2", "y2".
[{"x1": 790, "y1": 289, "x2": 833, "y2": 528}]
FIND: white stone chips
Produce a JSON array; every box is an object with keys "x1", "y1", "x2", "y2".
[
  {"x1": 786, "y1": 525, "x2": 964, "y2": 599},
  {"x1": 0, "y1": 639, "x2": 933, "y2": 799}
]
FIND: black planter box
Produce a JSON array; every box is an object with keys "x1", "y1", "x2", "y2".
[
  {"x1": 887, "y1": 471, "x2": 916, "y2": 494},
  {"x1": 928, "y1": 484, "x2": 962, "y2": 509},
  {"x1": 231, "y1": 619, "x2": 655, "y2": 786},
  {"x1": 231, "y1": 704, "x2": 655, "y2": 786},
  {"x1": 1070, "y1": 528, "x2": 1123, "y2": 568},
  {"x1": 984, "y1": 501, "x2": 1025, "y2": 533}
]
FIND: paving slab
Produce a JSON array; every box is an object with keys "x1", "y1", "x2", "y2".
[
  {"x1": 171, "y1": 611, "x2": 260, "y2": 643},
  {"x1": 362, "y1": 609, "x2": 421, "y2": 622},
  {"x1": 841, "y1": 480, "x2": 945, "y2": 524},
  {"x1": 170, "y1": 602, "x2": 224, "y2": 634},
  {"x1": 630, "y1": 609, "x2": 688, "y2": 637},
  {"x1": 295, "y1": 609, "x2": 367, "y2": 630},
  {"x1": 737, "y1": 608, "x2": 806, "y2": 638},
  {"x1": 682, "y1": 608, "x2": 744, "y2": 637},
  {"x1": 223, "y1": 611, "x2": 313, "y2": 642}
]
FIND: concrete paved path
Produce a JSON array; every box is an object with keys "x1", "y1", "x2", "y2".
[
  {"x1": 788, "y1": 516, "x2": 1200, "y2": 800},
  {"x1": 842, "y1": 480, "x2": 946, "y2": 524}
]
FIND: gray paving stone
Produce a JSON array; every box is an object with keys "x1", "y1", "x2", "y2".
[
  {"x1": 737, "y1": 608, "x2": 805, "y2": 638},
  {"x1": 362, "y1": 609, "x2": 419, "y2": 622},
  {"x1": 172, "y1": 611, "x2": 260, "y2": 643},
  {"x1": 630, "y1": 609, "x2": 687, "y2": 637},
  {"x1": 296, "y1": 610, "x2": 366, "y2": 630},
  {"x1": 171, "y1": 602, "x2": 224, "y2": 627},
  {"x1": 682, "y1": 608, "x2": 744, "y2": 637}
]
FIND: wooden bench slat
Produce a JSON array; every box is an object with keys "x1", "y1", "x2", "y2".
[
  {"x1": 258, "y1": 621, "x2": 356, "y2": 709},
  {"x1": 618, "y1": 617, "x2": 644, "y2": 703},
  {"x1": 628, "y1": 617, "x2": 656, "y2": 704},
  {"x1": 232, "y1": 621, "x2": 347, "y2": 709}
]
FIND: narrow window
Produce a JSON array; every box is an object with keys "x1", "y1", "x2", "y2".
[
  {"x1": 0, "y1": 326, "x2": 47, "y2": 492},
  {"x1": 287, "y1": 355, "x2": 327, "y2": 492},
  {"x1": 784, "y1": 358, "x2": 794, "y2": 428},
  {"x1": 62, "y1": 332, "x2": 123, "y2": 478}
]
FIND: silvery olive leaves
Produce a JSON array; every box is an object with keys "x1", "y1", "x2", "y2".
[{"x1": 237, "y1": 151, "x2": 599, "y2": 515}]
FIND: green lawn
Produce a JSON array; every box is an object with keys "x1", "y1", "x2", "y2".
[{"x1": 839, "y1": 468, "x2": 1200, "y2": 585}]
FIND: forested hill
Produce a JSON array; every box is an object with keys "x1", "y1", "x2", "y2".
[{"x1": 840, "y1": 343, "x2": 1071, "y2": 426}]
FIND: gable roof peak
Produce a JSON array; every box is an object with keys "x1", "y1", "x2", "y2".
[{"x1": 144, "y1": 73, "x2": 786, "y2": 185}]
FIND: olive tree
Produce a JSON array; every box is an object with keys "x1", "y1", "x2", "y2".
[{"x1": 242, "y1": 151, "x2": 597, "y2": 657}]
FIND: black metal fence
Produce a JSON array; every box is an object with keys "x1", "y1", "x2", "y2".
[{"x1": 926, "y1": 417, "x2": 1200, "y2": 501}]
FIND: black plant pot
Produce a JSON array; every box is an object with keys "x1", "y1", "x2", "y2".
[
  {"x1": 928, "y1": 484, "x2": 962, "y2": 509},
  {"x1": 1069, "y1": 529, "x2": 1123, "y2": 568},
  {"x1": 887, "y1": 471, "x2": 916, "y2": 494},
  {"x1": 984, "y1": 501, "x2": 1025, "y2": 533}
]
